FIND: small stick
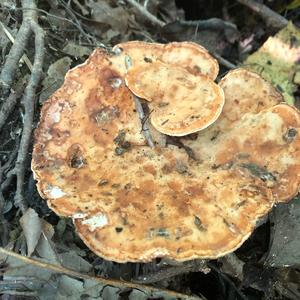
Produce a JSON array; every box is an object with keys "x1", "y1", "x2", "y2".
[
  {"x1": 0, "y1": 22, "x2": 31, "y2": 96},
  {"x1": 237, "y1": 0, "x2": 288, "y2": 29},
  {"x1": 180, "y1": 18, "x2": 237, "y2": 32},
  {"x1": 213, "y1": 53, "x2": 237, "y2": 69},
  {"x1": 124, "y1": 55, "x2": 155, "y2": 148},
  {"x1": 12, "y1": 0, "x2": 45, "y2": 213},
  {"x1": 0, "y1": 142, "x2": 18, "y2": 246},
  {"x1": 133, "y1": 260, "x2": 207, "y2": 284},
  {"x1": 0, "y1": 79, "x2": 26, "y2": 133},
  {"x1": 0, "y1": 21, "x2": 33, "y2": 72},
  {"x1": 133, "y1": 96, "x2": 155, "y2": 148},
  {"x1": 0, "y1": 162, "x2": 9, "y2": 246},
  {"x1": 126, "y1": 0, "x2": 166, "y2": 27}
]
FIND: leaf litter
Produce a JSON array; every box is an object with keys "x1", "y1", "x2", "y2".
[{"x1": 0, "y1": 0, "x2": 300, "y2": 299}]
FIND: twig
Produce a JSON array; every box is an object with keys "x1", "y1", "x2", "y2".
[
  {"x1": 133, "y1": 260, "x2": 207, "y2": 284},
  {"x1": 0, "y1": 21, "x2": 33, "y2": 72},
  {"x1": 0, "y1": 290, "x2": 37, "y2": 296},
  {"x1": 180, "y1": 18, "x2": 237, "y2": 32},
  {"x1": 58, "y1": 0, "x2": 97, "y2": 45},
  {"x1": 14, "y1": 1, "x2": 45, "y2": 213},
  {"x1": 1, "y1": 0, "x2": 45, "y2": 213},
  {"x1": 0, "y1": 247, "x2": 203, "y2": 300},
  {"x1": 1, "y1": 171, "x2": 15, "y2": 192},
  {"x1": 133, "y1": 96, "x2": 155, "y2": 148},
  {"x1": 1, "y1": 6, "x2": 96, "y2": 42},
  {"x1": 0, "y1": 20, "x2": 31, "y2": 97},
  {"x1": 237, "y1": 0, "x2": 288, "y2": 29},
  {"x1": 213, "y1": 53, "x2": 237, "y2": 69},
  {"x1": 0, "y1": 142, "x2": 19, "y2": 246},
  {"x1": 124, "y1": 55, "x2": 155, "y2": 148},
  {"x1": 126, "y1": 0, "x2": 166, "y2": 27},
  {"x1": 0, "y1": 162, "x2": 9, "y2": 247},
  {"x1": 0, "y1": 79, "x2": 26, "y2": 133}
]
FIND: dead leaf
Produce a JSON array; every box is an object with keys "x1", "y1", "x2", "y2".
[
  {"x1": 47, "y1": 7, "x2": 72, "y2": 30},
  {"x1": 39, "y1": 56, "x2": 72, "y2": 104},
  {"x1": 20, "y1": 208, "x2": 43, "y2": 257},
  {"x1": 83, "y1": 278, "x2": 105, "y2": 297},
  {"x1": 85, "y1": 0, "x2": 130, "y2": 34},
  {"x1": 0, "y1": 248, "x2": 201, "y2": 299},
  {"x1": 128, "y1": 289, "x2": 149, "y2": 300},
  {"x1": 57, "y1": 275, "x2": 84, "y2": 297},
  {"x1": 156, "y1": 0, "x2": 185, "y2": 23},
  {"x1": 62, "y1": 41, "x2": 92, "y2": 59},
  {"x1": 161, "y1": 18, "x2": 239, "y2": 57},
  {"x1": 58, "y1": 251, "x2": 93, "y2": 274},
  {"x1": 36, "y1": 221, "x2": 60, "y2": 265},
  {"x1": 244, "y1": 22, "x2": 300, "y2": 104},
  {"x1": 102, "y1": 286, "x2": 120, "y2": 299},
  {"x1": 265, "y1": 196, "x2": 300, "y2": 267}
]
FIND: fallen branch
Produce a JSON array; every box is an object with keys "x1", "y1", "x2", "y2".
[
  {"x1": 57, "y1": 0, "x2": 97, "y2": 45},
  {"x1": 122, "y1": 11, "x2": 238, "y2": 71},
  {"x1": 133, "y1": 260, "x2": 207, "y2": 284},
  {"x1": 126, "y1": 0, "x2": 166, "y2": 27},
  {"x1": 237, "y1": 0, "x2": 288, "y2": 29},
  {"x1": 0, "y1": 21, "x2": 31, "y2": 98},
  {"x1": 14, "y1": 1, "x2": 45, "y2": 213},
  {"x1": 0, "y1": 21, "x2": 33, "y2": 72},
  {"x1": 0, "y1": 247, "x2": 203, "y2": 300},
  {"x1": 0, "y1": 0, "x2": 45, "y2": 213}
]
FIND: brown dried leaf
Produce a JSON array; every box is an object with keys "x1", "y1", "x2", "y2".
[
  {"x1": 39, "y1": 57, "x2": 72, "y2": 104},
  {"x1": 85, "y1": 0, "x2": 130, "y2": 34},
  {"x1": 20, "y1": 208, "x2": 43, "y2": 257}
]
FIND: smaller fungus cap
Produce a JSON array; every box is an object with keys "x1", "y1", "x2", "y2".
[
  {"x1": 218, "y1": 68, "x2": 283, "y2": 127},
  {"x1": 114, "y1": 41, "x2": 219, "y2": 80},
  {"x1": 161, "y1": 42, "x2": 219, "y2": 80},
  {"x1": 125, "y1": 61, "x2": 224, "y2": 136}
]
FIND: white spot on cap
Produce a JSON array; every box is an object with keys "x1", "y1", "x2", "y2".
[
  {"x1": 81, "y1": 214, "x2": 108, "y2": 231},
  {"x1": 73, "y1": 213, "x2": 87, "y2": 219},
  {"x1": 52, "y1": 111, "x2": 61, "y2": 123},
  {"x1": 45, "y1": 185, "x2": 66, "y2": 199},
  {"x1": 113, "y1": 46, "x2": 122, "y2": 55},
  {"x1": 109, "y1": 78, "x2": 122, "y2": 89},
  {"x1": 140, "y1": 248, "x2": 170, "y2": 260}
]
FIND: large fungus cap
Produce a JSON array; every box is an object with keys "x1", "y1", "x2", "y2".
[
  {"x1": 125, "y1": 61, "x2": 225, "y2": 136},
  {"x1": 184, "y1": 69, "x2": 300, "y2": 203},
  {"x1": 32, "y1": 42, "x2": 300, "y2": 263}
]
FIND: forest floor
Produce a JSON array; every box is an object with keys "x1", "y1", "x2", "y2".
[{"x1": 0, "y1": 1, "x2": 300, "y2": 299}]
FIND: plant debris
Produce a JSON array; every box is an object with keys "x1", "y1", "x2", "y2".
[{"x1": 0, "y1": 0, "x2": 300, "y2": 299}]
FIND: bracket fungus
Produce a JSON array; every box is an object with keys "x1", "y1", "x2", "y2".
[
  {"x1": 32, "y1": 41, "x2": 300, "y2": 262},
  {"x1": 125, "y1": 61, "x2": 224, "y2": 136}
]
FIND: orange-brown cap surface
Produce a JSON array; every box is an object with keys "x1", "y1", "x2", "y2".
[
  {"x1": 125, "y1": 61, "x2": 224, "y2": 136},
  {"x1": 184, "y1": 69, "x2": 300, "y2": 203},
  {"x1": 113, "y1": 41, "x2": 219, "y2": 80},
  {"x1": 32, "y1": 43, "x2": 300, "y2": 263}
]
